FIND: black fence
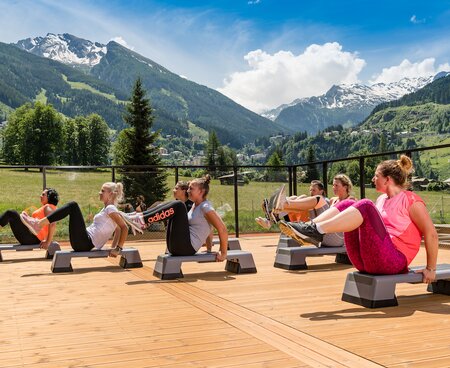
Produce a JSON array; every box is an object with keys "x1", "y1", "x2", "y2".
[{"x1": 0, "y1": 143, "x2": 449, "y2": 239}]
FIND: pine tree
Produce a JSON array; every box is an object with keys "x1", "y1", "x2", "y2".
[
  {"x1": 117, "y1": 78, "x2": 167, "y2": 205},
  {"x1": 305, "y1": 145, "x2": 319, "y2": 182},
  {"x1": 205, "y1": 130, "x2": 221, "y2": 175},
  {"x1": 265, "y1": 151, "x2": 285, "y2": 182}
]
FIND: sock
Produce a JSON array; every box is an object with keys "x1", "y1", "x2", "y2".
[{"x1": 315, "y1": 223, "x2": 325, "y2": 234}]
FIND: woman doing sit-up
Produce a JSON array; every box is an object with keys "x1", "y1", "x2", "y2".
[
  {"x1": 123, "y1": 175, "x2": 228, "y2": 261},
  {"x1": 21, "y1": 182, "x2": 128, "y2": 256},
  {"x1": 1, "y1": 188, "x2": 59, "y2": 249},
  {"x1": 279, "y1": 155, "x2": 438, "y2": 282}
]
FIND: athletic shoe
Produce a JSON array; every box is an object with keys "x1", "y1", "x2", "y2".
[
  {"x1": 20, "y1": 213, "x2": 41, "y2": 236},
  {"x1": 119, "y1": 212, "x2": 145, "y2": 235},
  {"x1": 262, "y1": 198, "x2": 278, "y2": 224},
  {"x1": 278, "y1": 221, "x2": 307, "y2": 246},
  {"x1": 272, "y1": 185, "x2": 287, "y2": 213},
  {"x1": 255, "y1": 217, "x2": 271, "y2": 229},
  {"x1": 268, "y1": 184, "x2": 286, "y2": 213},
  {"x1": 279, "y1": 220, "x2": 323, "y2": 246}
]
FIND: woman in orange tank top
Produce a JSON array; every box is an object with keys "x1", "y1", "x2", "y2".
[{"x1": 0, "y1": 188, "x2": 59, "y2": 248}]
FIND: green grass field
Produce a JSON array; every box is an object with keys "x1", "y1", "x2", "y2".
[
  {"x1": 0, "y1": 168, "x2": 448, "y2": 242},
  {"x1": 61, "y1": 75, "x2": 126, "y2": 103}
]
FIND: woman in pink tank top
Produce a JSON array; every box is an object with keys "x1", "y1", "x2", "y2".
[{"x1": 279, "y1": 155, "x2": 438, "y2": 284}]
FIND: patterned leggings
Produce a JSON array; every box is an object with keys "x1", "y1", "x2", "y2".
[{"x1": 335, "y1": 199, "x2": 408, "y2": 274}]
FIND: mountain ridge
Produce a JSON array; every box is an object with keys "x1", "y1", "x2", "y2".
[
  {"x1": 6, "y1": 34, "x2": 287, "y2": 147},
  {"x1": 263, "y1": 75, "x2": 438, "y2": 134}
]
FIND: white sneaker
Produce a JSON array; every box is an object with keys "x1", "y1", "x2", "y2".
[
  {"x1": 272, "y1": 184, "x2": 287, "y2": 213},
  {"x1": 119, "y1": 212, "x2": 145, "y2": 235},
  {"x1": 255, "y1": 217, "x2": 271, "y2": 229},
  {"x1": 20, "y1": 213, "x2": 42, "y2": 236}
]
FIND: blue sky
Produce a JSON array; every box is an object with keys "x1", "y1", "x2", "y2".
[{"x1": 0, "y1": 0, "x2": 449, "y2": 112}]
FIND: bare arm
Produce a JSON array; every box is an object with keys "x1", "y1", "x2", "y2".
[
  {"x1": 410, "y1": 201, "x2": 439, "y2": 283},
  {"x1": 109, "y1": 212, "x2": 128, "y2": 256},
  {"x1": 40, "y1": 205, "x2": 56, "y2": 249},
  {"x1": 204, "y1": 230, "x2": 213, "y2": 252},
  {"x1": 204, "y1": 210, "x2": 228, "y2": 262}
]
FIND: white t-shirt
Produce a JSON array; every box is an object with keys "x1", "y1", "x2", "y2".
[
  {"x1": 86, "y1": 205, "x2": 119, "y2": 249},
  {"x1": 188, "y1": 200, "x2": 214, "y2": 251}
]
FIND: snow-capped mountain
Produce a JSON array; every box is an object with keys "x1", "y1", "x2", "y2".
[
  {"x1": 261, "y1": 75, "x2": 444, "y2": 134},
  {"x1": 14, "y1": 33, "x2": 107, "y2": 66},
  {"x1": 263, "y1": 76, "x2": 433, "y2": 121}
]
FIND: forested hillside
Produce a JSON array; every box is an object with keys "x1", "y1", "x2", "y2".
[{"x1": 0, "y1": 42, "x2": 126, "y2": 129}]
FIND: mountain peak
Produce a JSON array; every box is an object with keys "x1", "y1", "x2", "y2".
[
  {"x1": 14, "y1": 33, "x2": 107, "y2": 67},
  {"x1": 263, "y1": 75, "x2": 435, "y2": 122}
]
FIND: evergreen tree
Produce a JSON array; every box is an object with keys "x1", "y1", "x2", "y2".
[
  {"x1": 205, "y1": 130, "x2": 221, "y2": 175},
  {"x1": 265, "y1": 151, "x2": 285, "y2": 182},
  {"x1": 304, "y1": 145, "x2": 320, "y2": 182},
  {"x1": 116, "y1": 78, "x2": 167, "y2": 205}
]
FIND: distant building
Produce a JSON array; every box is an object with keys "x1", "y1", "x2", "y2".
[
  {"x1": 218, "y1": 173, "x2": 245, "y2": 186},
  {"x1": 192, "y1": 156, "x2": 204, "y2": 165},
  {"x1": 411, "y1": 177, "x2": 430, "y2": 191},
  {"x1": 250, "y1": 153, "x2": 266, "y2": 162},
  {"x1": 269, "y1": 135, "x2": 284, "y2": 145}
]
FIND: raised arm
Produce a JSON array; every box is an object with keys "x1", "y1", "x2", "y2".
[
  {"x1": 410, "y1": 201, "x2": 439, "y2": 283},
  {"x1": 204, "y1": 210, "x2": 228, "y2": 262}
]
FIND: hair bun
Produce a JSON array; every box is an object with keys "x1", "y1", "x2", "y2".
[
  {"x1": 204, "y1": 174, "x2": 211, "y2": 185},
  {"x1": 398, "y1": 155, "x2": 413, "y2": 174}
]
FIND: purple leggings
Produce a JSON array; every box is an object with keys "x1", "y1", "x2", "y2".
[{"x1": 335, "y1": 199, "x2": 408, "y2": 275}]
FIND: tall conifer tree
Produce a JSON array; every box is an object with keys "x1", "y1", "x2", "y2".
[{"x1": 118, "y1": 78, "x2": 167, "y2": 205}]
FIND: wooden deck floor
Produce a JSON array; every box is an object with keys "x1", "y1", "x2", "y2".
[{"x1": 1, "y1": 235, "x2": 449, "y2": 368}]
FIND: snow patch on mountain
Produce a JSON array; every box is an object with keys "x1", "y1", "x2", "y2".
[
  {"x1": 263, "y1": 76, "x2": 434, "y2": 120},
  {"x1": 14, "y1": 33, "x2": 107, "y2": 67}
]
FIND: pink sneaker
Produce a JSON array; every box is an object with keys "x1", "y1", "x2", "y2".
[{"x1": 20, "y1": 213, "x2": 41, "y2": 236}]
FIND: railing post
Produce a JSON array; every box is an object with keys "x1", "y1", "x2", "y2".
[
  {"x1": 233, "y1": 166, "x2": 239, "y2": 238},
  {"x1": 322, "y1": 162, "x2": 328, "y2": 195},
  {"x1": 175, "y1": 166, "x2": 179, "y2": 184},
  {"x1": 359, "y1": 157, "x2": 365, "y2": 199},
  {"x1": 42, "y1": 167, "x2": 47, "y2": 190},
  {"x1": 288, "y1": 166, "x2": 293, "y2": 196},
  {"x1": 112, "y1": 167, "x2": 115, "y2": 182},
  {"x1": 293, "y1": 166, "x2": 297, "y2": 195}
]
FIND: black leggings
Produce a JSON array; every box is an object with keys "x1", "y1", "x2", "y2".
[
  {"x1": 142, "y1": 200, "x2": 195, "y2": 256},
  {"x1": 47, "y1": 201, "x2": 94, "y2": 252},
  {"x1": 0, "y1": 210, "x2": 41, "y2": 245}
]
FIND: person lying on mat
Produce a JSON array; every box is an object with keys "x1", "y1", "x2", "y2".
[
  {"x1": 21, "y1": 182, "x2": 128, "y2": 257},
  {"x1": 1, "y1": 188, "x2": 59, "y2": 249},
  {"x1": 121, "y1": 175, "x2": 228, "y2": 261}
]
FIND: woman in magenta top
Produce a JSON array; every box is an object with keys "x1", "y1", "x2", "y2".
[{"x1": 279, "y1": 155, "x2": 438, "y2": 283}]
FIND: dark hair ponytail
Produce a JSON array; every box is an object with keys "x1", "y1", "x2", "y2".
[{"x1": 46, "y1": 188, "x2": 59, "y2": 206}]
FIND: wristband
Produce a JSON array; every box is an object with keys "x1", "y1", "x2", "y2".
[{"x1": 426, "y1": 267, "x2": 436, "y2": 272}]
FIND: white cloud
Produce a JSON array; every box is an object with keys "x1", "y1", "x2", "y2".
[
  {"x1": 217, "y1": 42, "x2": 366, "y2": 113},
  {"x1": 110, "y1": 36, "x2": 134, "y2": 50},
  {"x1": 248, "y1": 0, "x2": 261, "y2": 4},
  {"x1": 369, "y1": 58, "x2": 450, "y2": 84},
  {"x1": 410, "y1": 15, "x2": 425, "y2": 24}
]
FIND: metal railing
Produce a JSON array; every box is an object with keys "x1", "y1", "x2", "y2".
[{"x1": 0, "y1": 143, "x2": 449, "y2": 237}]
